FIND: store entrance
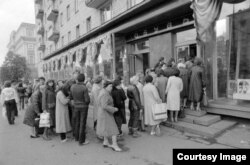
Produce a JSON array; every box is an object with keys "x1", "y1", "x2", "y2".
[
  {"x1": 129, "y1": 53, "x2": 149, "y2": 77},
  {"x1": 175, "y1": 28, "x2": 197, "y2": 62}
]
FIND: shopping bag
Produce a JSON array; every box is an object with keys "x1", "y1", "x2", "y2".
[
  {"x1": 152, "y1": 103, "x2": 167, "y2": 120},
  {"x1": 202, "y1": 90, "x2": 208, "y2": 106},
  {"x1": 39, "y1": 112, "x2": 50, "y2": 128},
  {"x1": 2, "y1": 106, "x2": 7, "y2": 119}
]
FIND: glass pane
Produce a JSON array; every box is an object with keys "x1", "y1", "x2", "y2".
[
  {"x1": 215, "y1": 1, "x2": 250, "y2": 106},
  {"x1": 115, "y1": 50, "x2": 123, "y2": 77},
  {"x1": 176, "y1": 29, "x2": 196, "y2": 43}
]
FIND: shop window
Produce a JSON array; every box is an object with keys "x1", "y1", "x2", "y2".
[
  {"x1": 115, "y1": 49, "x2": 123, "y2": 77},
  {"x1": 214, "y1": 0, "x2": 250, "y2": 105}
]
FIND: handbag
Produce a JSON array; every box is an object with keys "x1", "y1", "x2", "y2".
[
  {"x1": 39, "y1": 112, "x2": 51, "y2": 128},
  {"x1": 2, "y1": 106, "x2": 7, "y2": 119},
  {"x1": 152, "y1": 103, "x2": 167, "y2": 121},
  {"x1": 202, "y1": 89, "x2": 208, "y2": 106}
]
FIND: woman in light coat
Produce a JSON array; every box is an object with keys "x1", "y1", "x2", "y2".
[
  {"x1": 166, "y1": 69, "x2": 183, "y2": 122},
  {"x1": 143, "y1": 75, "x2": 162, "y2": 135},
  {"x1": 96, "y1": 81, "x2": 121, "y2": 152},
  {"x1": 90, "y1": 76, "x2": 102, "y2": 130},
  {"x1": 56, "y1": 85, "x2": 71, "y2": 142}
]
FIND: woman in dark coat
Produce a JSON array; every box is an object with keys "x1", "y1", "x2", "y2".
[
  {"x1": 189, "y1": 57, "x2": 206, "y2": 111},
  {"x1": 111, "y1": 79, "x2": 127, "y2": 137},
  {"x1": 42, "y1": 79, "x2": 56, "y2": 140},
  {"x1": 16, "y1": 82, "x2": 26, "y2": 111},
  {"x1": 23, "y1": 85, "x2": 42, "y2": 138},
  {"x1": 177, "y1": 63, "x2": 190, "y2": 108}
]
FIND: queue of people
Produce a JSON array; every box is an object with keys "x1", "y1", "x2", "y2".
[{"x1": 0, "y1": 56, "x2": 206, "y2": 152}]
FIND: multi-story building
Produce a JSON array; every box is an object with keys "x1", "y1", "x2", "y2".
[
  {"x1": 7, "y1": 22, "x2": 38, "y2": 80},
  {"x1": 35, "y1": 0, "x2": 250, "y2": 119}
]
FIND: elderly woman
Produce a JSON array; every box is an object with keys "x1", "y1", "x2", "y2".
[
  {"x1": 96, "y1": 81, "x2": 122, "y2": 152},
  {"x1": 90, "y1": 76, "x2": 102, "y2": 131},
  {"x1": 23, "y1": 85, "x2": 43, "y2": 138},
  {"x1": 143, "y1": 75, "x2": 162, "y2": 135},
  {"x1": 56, "y1": 85, "x2": 71, "y2": 142},
  {"x1": 189, "y1": 57, "x2": 206, "y2": 111}
]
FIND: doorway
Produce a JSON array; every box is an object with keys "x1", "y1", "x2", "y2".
[{"x1": 128, "y1": 53, "x2": 149, "y2": 77}]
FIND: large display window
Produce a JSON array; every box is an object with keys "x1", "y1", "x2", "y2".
[{"x1": 214, "y1": 0, "x2": 250, "y2": 107}]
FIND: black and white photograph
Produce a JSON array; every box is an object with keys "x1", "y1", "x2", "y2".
[{"x1": 0, "y1": 0, "x2": 250, "y2": 165}]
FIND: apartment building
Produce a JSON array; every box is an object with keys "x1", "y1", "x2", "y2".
[
  {"x1": 7, "y1": 22, "x2": 38, "y2": 79},
  {"x1": 35, "y1": 0, "x2": 250, "y2": 118}
]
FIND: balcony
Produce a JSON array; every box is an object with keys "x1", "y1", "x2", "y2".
[
  {"x1": 37, "y1": 26, "x2": 44, "y2": 35},
  {"x1": 85, "y1": 0, "x2": 109, "y2": 8},
  {"x1": 48, "y1": 27, "x2": 60, "y2": 42},
  {"x1": 36, "y1": 8, "x2": 44, "y2": 20},
  {"x1": 47, "y1": 5, "x2": 59, "y2": 21},
  {"x1": 38, "y1": 42, "x2": 45, "y2": 52}
]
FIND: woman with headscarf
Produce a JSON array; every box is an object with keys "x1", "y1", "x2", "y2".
[
  {"x1": 96, "y1": 80, "x2": 122, "y2": 152},
  {"x1": 189, "y1": 57, "x2": 206, "y2": 111},
  {"x1": 23, "y1": 85, "x2": 43, "y2": 138}
]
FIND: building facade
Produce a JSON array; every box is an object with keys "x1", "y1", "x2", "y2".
[
  {"x1": 35, "y1": 0, "x2": 250, "y2": 119},
  {"x1": 7, "y1": 23, "x2": 38, "y2": 80}
]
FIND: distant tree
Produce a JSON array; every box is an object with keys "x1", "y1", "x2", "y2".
[{"x1": 0, "y1": 51, "x2": 31, "y2": 83}]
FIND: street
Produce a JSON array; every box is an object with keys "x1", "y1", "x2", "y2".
[{"x1": 0, "y1": 107, "x2": 231, "y2": 165}]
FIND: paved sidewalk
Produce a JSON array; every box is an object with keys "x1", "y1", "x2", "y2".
[{"x1": 0, "y1": 106, "x2": 234, "y2": 165}]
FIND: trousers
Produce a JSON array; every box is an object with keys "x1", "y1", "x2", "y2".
[
  {"x1": 73, "y1": 107, "x2": 88, "y2": 144},
  {"x1": 128, "y1": 108, "x2": 140, "y2": 129}
]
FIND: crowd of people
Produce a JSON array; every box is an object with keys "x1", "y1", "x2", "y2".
[{"x1": 0, "y1": 56, "x2": 206, "y2": 152}]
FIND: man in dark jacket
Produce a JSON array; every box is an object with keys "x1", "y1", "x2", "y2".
[
  {"x1": 127, "y1": 76, "x2": 142, "y2": 138},
  {"x1": 70, "y1": 73, "x2": 90, "y2": 146},
  {"x1": 111, "y1": 79, "x2": 127, "y2": 137}
]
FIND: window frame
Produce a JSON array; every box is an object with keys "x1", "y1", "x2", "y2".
[
  {"x1": 76, "y1": 25, "x2": 80, "y2": 38},
  {"x1": 86, "y1": 17, "x2": 91, "y2": 32},
  {"x1": 67, "y1": 5, "x2": 71, "y2": 21}
]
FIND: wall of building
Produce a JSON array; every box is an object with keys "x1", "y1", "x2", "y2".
[{"x1": 149, "y1": 33, "x2": 175, "y2": 67}]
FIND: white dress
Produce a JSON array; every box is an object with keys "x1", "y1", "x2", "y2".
[
  {"x1": 166, "y1": 76, "x2": 183, "y2": 111},
  {"x1": 143, "y1": 83, "x2": 162, "y2": 126}
]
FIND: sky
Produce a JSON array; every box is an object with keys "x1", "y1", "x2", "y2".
[{"x1": 0, "y1": 0, "x2": 35, "y2": 66}]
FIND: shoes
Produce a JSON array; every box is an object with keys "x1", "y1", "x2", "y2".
[
  {"x1": 30, "y1": 135, "x2": 39, "y2": 138},
  {"x1": 132, "y1": 132, "x2": 141, "y2": 138},
  {"x1": 79, "y1": 140, "x2": 90, "y2": 146},
  {"x1": 150, "y1": 131, "x2": 156, "y2": 136},
  {"x1": 117, "y1": 132, "x2": 123, "y2": 138},
  {"x1": 42, "y1": 136, "x2": 52, "y2": 141},
  {"x1": 110, "y1": 145, "x2": 122, "y2": 152},
  {"x1": 103, "y1": 143, "x2": 111, "y2": 148},
  {"x1": 61, "y1": 138, "x2": 68, "y2": 143}
]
